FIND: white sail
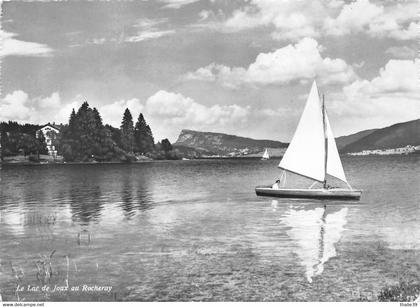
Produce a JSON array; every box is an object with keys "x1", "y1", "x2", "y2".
[
  {"x1": 325, "y1": 113, "x2": 347, "y2": 183},
  {"x1": 262, "y1": 148, "x2": 269, "y2": 159},
  {"x1": 279, "y1": 81, "x2": 325, "y2": 182}
]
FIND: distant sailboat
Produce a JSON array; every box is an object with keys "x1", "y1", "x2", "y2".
[
  {"x1": 261, "y1": 148, "x2": 270, "y2": 160},
  {"x1": 255, "y1": 81, "x2": 362, "y2": 200}
]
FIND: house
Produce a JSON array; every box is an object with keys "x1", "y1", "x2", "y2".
[{"x1": 36, "y1": 123, "x2": 60, "y2": 157}]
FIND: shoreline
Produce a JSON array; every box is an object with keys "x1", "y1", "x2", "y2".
[
  {"x1": 0, "y1": 156, "x2": 271, "y2": 165},
  {"x1": 2, "y1": 152, "x2": 418, "y2": 166},
  {"x1": 0, "y1": 160, "x2": 155, "y2": 166}
]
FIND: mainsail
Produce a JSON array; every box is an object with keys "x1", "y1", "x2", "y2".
[
  {"x1": 278, "y1": 81, "x2": 347, "y2": 183},
  {"x1": 279, "y1": 81, "x2": 325, "y2": 182}
]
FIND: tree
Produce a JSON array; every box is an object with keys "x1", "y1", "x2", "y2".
[
  {"x1": 134, "y1": 113, "x2": 155, "y2": 154},
  {"x1": 60, "y1": 109, "x2": 79, "y2": 161},
  {"x1": 0, "y1": 130, "x2": 8, "y2": 159},
  {"x1": 18, "y1": 133, "x2": 38, "y2": 156},
  {"x1": 0, "y1": 121, "x2": 44, "y2": 157},
  {"x1": 60, "y1": 103, "x2": 137, "y2": 162},
  {"x1": 36, "y1": 130, "x2": 49, "y2": 156},
  {"x1": 161, "y1": 138, "x2": 172, "y2": 153},
  {"x1": 120, "y1": 108, "x2": 134, "y2": 153},
  {"x1": 68, "y1": 109, "x2": 77, "y2": 134},
  {"x1": 92, "y1": 107, "x2": 103, "y2": 128},
  {"x1": 154, "y1": 138, "x2": 177, "y2": 160},
  {"x1": 61, "y1": 102, "x2": 118, "y2": 161},
  {"x1": 105, "y1": 124, "x2": 122, "y2": 148}
]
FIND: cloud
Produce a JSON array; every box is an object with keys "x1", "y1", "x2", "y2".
[
  {"x1": 144, "y1": 90, "x2": 250, "y2": 140},
  {"x1": 0, "y1": 91, "x2": 32, "y2": 120},
  {"x1": 327, "y1": 59, "x2": 420, "y2": 134},
  {"x1": 323, "y1": 0, "x2": 382, "y2": 36},
  {"x1": 185, "y1": 63, "x2": 247, "y2": 88},
  {"x1": 145, "y1": 90, "x2": 249, "y2": 125},
  {"x1": 211, "y1": 0, "x2": 416, "y2": 41},
  {"x1": 97, "y1": 90, "x2": 251, "y2": 140},
  {"x1": 343, "y1": 59, "x2": 419, "y2": 97},
  {"x1": 324, "y1": 0, "x2": 418, "y2": 40},
  {"x1": 159, "y1": 0, "x2": 200, "y2": 9},
  {"x1": 353, "y1": 61, "x2": 365, "y2": 69},
  {"x1": 385, "y1": 46, "x2": 416, "y2": 59},
  {"x1": 125, "y1": 18, "x2": 175, "y2": 42},
  {"x1": 185, "y1": 38, "x2": 357, "y2": 88},
  {"x1": 0, "y1": 30, "x2": 53, "y2": 57},
  {"x1": 100, "y1": 98, "x2": 144, "y2": 127},
  {"x1": 87, "y1": 37, "x2": 107, "y2": 45},
  {"x1": 198, "y1": 10, "x2": 211, "y2": 21},
  {"x1": 0, "y1": 91, "x2": 81, "y2": 124},
  {"x1": 221, "y1": 0, "x2": 329, "y2": 41},
  {"x1": 38, "y1": 92, "x2": 61, "y2": 109},
  {"x1": 125, "y1": 30, "x2": 175, "y2": 42},
  {"x1": 33, "y1": 92, "x2": 70, "y2": 123}
]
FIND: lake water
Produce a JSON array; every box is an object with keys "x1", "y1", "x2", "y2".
[{"x1": 0, "y1": 156, "x2": 419, "y2": 301}]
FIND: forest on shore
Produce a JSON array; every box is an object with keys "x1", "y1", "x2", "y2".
[{"x1": 0, "y1": 101, "x2": 178, "y2": 162}]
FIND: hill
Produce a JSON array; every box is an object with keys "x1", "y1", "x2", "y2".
[
  {"x1": 172, "y1": 144, "x2": 216, "y2": 158},
  {"x1": 174, "y1": 119, "x2": 419, "y2": 157},
  {"x1": 335, "y1": 128, "x2": 378, "y2": 150},
  {"x1": 341, "y1": 119, "x2": 420, "y2": 153},
  {"x1": 174, "y1": 129, "x2": 288, "y2": 156}
]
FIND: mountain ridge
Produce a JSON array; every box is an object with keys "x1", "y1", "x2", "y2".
[
  {"x1": 335, "y1": 128, "x2": 378, "y2": 150},
  {"x1": 174, "y1": 129, "x2": 288, "y2": 156},
  {"x1": 174, "y1": 118, "x2": 419, "y2": 156},
  {"x1": 341, "y1": 119, "x2": 420, "y2": 153}
]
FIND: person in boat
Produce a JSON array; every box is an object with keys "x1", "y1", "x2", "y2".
[{"x1": 272, "y1": 179, "x2": 281, "y2": 190}]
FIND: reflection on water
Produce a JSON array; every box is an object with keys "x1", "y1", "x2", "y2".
[
  {"x1": 0, "y1": 210, "x2": 26, "y2": 236},
  {"x1": 279, "y1": 201, "x2": 348, "y2": 283},
  {"x1": 121, "y1": 175, "x2": 135, "y2": 218},
  {"x1": 70, "y1": 185, "x2": 103, "y2": 225}
]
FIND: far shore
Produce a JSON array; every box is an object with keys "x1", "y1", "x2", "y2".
[
  {"x1": 0, "y1": 160, "x2": 153, "y2": 165},
  {"x1": 0, "y1": 158, "x2": 158, "y2": 166},
  {"x1": 2, "y1": 151, "x2": 417, "y2": 166},
  {"x1": 0, "y1": 155, "x2": 283, "y2": 165}
]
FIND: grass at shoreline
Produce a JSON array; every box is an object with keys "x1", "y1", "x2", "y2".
[{"x1": 377, "y1": 281, "x2": 420, "y2": 302}]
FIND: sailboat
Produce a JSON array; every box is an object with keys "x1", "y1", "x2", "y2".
[
  {"x1": 255, "y1": 81, "x2": 362, "y2": 200},
  {"x1": 261, "y1": 148, "x2": 270, "y2": 160}
]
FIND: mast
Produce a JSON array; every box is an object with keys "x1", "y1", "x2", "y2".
[
  {"x1": 318, "y1": 206, "x2": 327, "y2": 263},
  {"x1": 322, "y1": 94, "x2": 328, "y2": 189}
]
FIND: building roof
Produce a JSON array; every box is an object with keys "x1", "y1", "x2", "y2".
[{"x1": 37, "y1": 123, "x2": 61, "y2": 132}]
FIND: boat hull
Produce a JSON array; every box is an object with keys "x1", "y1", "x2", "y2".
[{"x1": 255, "y1": 186, "x2": 362, "y2": 200}]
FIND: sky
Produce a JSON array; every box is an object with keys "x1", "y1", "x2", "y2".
[{"x1": 0, "y1": 0, "x2": 418, "y2": 142}]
